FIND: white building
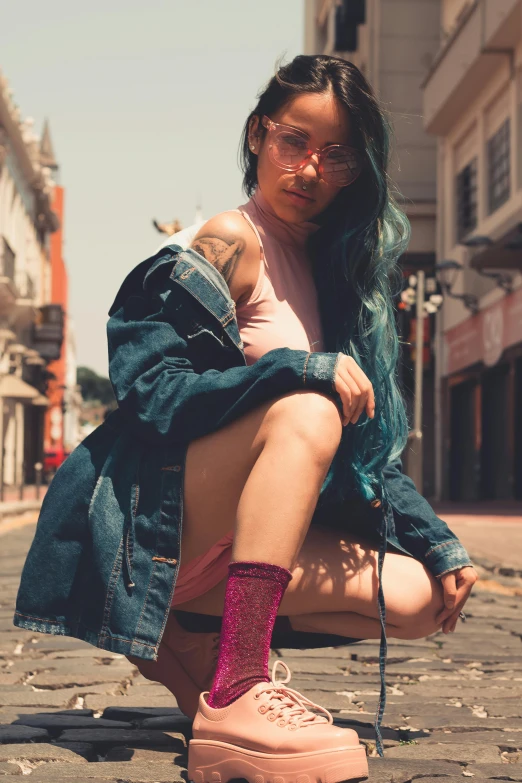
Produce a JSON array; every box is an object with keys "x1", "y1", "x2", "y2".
[{"x1": 0, "y1": 69, "x2": 59, "y2": 494}]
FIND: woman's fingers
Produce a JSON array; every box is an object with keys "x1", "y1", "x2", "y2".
[
  {"x1": 436, "y1": 569, "x2": 476, "y2": 632},
  {"x1": 339, "y1": 374, "x2": 364, "y2": 423},
  {"x1": 343, "y1": 357, "x2": 376, "y2": 419},
  {"x1": 334, "y1": 375, "x2": 354, "y2": 424},
  {"x1": 335, "y1": 356, "x2": 374, "y2": 423}
]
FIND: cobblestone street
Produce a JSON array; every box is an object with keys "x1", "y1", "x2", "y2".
[{"x1": 1, "y1": 518, "x2": 521, "y2": 782}]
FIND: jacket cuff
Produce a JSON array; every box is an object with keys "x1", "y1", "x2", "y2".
[
  {"x1": 302, "y1": 351, "x2": 342, "y2": 395},
  {"x1": 425, "y1": 540, "x2": 474, "y2": 578}
]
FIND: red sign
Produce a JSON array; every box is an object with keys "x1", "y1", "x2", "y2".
[{"x1": 444, "y1": 286, "x2": 522, "y2": 376}]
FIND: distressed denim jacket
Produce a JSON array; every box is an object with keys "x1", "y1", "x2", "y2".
[{"x1": 14, "y1": 244, "x2": 473, "y2": 757}]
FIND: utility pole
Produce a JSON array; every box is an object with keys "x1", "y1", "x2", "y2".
[
  {"x1": 400, "y1": 271, "x2": 443, "y2": 494},
  {"x1": 410, "y1": 270, "x2": 425, "y2": 493}
]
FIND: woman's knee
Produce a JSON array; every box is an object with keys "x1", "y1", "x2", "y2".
[
  {"x1": 262, "y1": 391, "x2": 342, "y2": 462},
  {"x1": 394, "y1": 567, "x2": 445, "y2": 639}
]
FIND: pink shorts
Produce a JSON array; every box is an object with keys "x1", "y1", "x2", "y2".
[{"x1": 171, "y1": 529, "x2": 234, "y2": 606}]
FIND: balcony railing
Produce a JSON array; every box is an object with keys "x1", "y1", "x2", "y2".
[{"x1": 422, "y1": 0, "x2": 521, "y2": 135}]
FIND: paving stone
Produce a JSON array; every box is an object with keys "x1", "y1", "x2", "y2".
[
  {"x1": 0, "y1": 725, "x2": 49, "y2": 743},
  {"x1": 45, "y1": 650, "x2": 126, "y2": 660},
  {"x1": 0, "y1": 678, "x2": 19, "y2": 688},
  {"x1": 0, "y1": 709, "x2": 60, "y2": 724},
  {"x1": 85, "y1": 694, "x2": 178, "y2": 711},
  {"x1": 0, "y1": 710, "x2": 94, "y2": 725},
  {"x1": 390, "y1": 715, "x2": 522, "y2": 730},
  {"x1": 102, "y1": 706, "x2": 183, "y2": 722},
  {"x1": 366, "y1": 757, "x2": 465, "y2": 782},
  {"x1": 28, "y1": 761, "x2": 185, "y2": 781},
  {"x1": 0, "y1": 685, "x2": 122, "y2": 708},
  {"x1": 104, "y1": 746, "x2": 187, "y2": 762},
  {"x1": 27, "y1": 639, "x2": 94, "y2": 653},
  {"x1": 399, "y1": 685, "x2": 522, "y2": 700},
  {"x1": 282, "y1": 676, "x2": 382, "y2": 692},
  {"x1": 469, "y1": 764, "x2": 522, "y2": 779},
  {"x1": 0, "y1": 762, "x2": 22, "y2": 775},
  {"x1": 384, "y1": 741, "x2": 502, "y2": 763},
  {"x1": 12, "y1": 715, "x2": 133, "y2": 735},
  {"x1": 268, "y1": 660, "x2": 347, "y2": 676},
  {"x1": 482, "y1": 701, "x2": 522, "y2": 718},
  {"x1": 378, "y1": 779, "x2": 481, "y2": 783},
  {"x1": 138, "y1": 714, "x2": 193, "y2": 732},
  {"x1": 57, "y1": 729, "x2": 186, "y2": 751},
  {"x1": 29, "y1": 673, "x2": 131, "y2": 689},
  {"x1": 419, "y1": 730, "x2": 522, "y2": 749},
  {"x1": 125, "y1": 684, "x2": 170, "y2": 697},
  {"x1": 0, "y1": 691, "x2": 81, "y2": 708},
  {"x1": 51, "y1": 742, "x2": 96, "y2": 761},
  {"x1": 0, "y1": 743, "x2": 87, "y2": 763}
]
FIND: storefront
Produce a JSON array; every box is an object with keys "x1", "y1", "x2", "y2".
[{"x1": 442, "y1": 287, "x2": 522, "y2": 501}]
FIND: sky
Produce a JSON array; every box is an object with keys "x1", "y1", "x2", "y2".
[{"x1": 0, "y1": 0, "x2": 304, "y2": 376}]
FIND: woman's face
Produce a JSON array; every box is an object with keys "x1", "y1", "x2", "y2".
[{"x1": 248, "y1": 91, "x2": 355, "y2": 223}]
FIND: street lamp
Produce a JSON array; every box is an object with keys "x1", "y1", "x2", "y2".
[
  {"x1": 459, "y1": 235, "x2": 515, "y2": 293},
  {"x1": 434, "y1": 260, "x2": 480, "y2": 315}
]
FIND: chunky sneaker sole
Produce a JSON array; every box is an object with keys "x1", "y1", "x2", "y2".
[
  {"x1": 189, "y1": 661, "x2": 368, "y2": 783},
  {"x1": 188, "y1": 738, "x2": 368, "y2": 783}
]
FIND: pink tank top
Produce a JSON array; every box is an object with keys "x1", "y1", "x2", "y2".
[{"x1": 232, "y1": 186, "x2": 324, "y2": 366}]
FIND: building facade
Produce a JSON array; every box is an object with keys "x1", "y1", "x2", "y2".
[
  {"x1": 0, "y1": 69, "x2": 79, "y2": 493},
  {"x1": 422, "y1": 0, "x2": 522, "y2": 500},
  {"x1": 304, "y1": 0, "x2": 443, "y2": 497}
]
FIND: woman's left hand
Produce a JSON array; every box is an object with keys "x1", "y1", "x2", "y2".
[{"x1": 435, "y1": 565, "x2": 478, "y2": 633}]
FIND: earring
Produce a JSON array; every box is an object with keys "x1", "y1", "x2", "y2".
[{"x1": 250, "y1": 144, "x2": 256, "y2": 151}]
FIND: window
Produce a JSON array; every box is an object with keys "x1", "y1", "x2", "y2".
[
  {"x1": 456, "y1": 157, "x2": 478, "y2": 241},
  {"x1": 1, "y1": 238, "x2": 15, "y2": 280},
  {"x1": 487, "y1": 118, "x2": 510, "y2": 214}
]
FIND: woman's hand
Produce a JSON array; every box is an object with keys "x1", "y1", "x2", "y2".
[
  {"x1": 435, "y1": 565, "x2": 478, "y2": 633},
  {"x1": 333, "y1": 354, "x2": 375, "y2": 426}
]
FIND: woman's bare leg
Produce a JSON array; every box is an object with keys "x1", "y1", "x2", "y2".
[
  {"x1": 176, "y1": 527, "x2": 446, "y2": 641},
  {"x1": 180, "y1": 389, "x2": 342, "y2": 568}
]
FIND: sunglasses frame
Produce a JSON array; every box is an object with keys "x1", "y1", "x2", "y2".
[{"x1": 259, "y1": 115, "x2": 364, "y2": 187}]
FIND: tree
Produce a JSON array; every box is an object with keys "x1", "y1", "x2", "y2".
[{"x1": 77, "y1": 367, "x2": 116, "y2": 408}]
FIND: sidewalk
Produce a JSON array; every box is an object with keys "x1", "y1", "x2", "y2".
[
  {"x1": 0, "y1": 486, "x2": 48, "y2": 522},
  {"x1": 0, "y1": 520, "x2": 521, "y2": 781},
  {"x1": 433, "y1": 501, "x2": 522, "y2": 574}
]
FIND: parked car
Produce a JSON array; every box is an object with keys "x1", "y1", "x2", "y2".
[{"x1": 43, "y1": 449, "x2": 70, "y2": 483}]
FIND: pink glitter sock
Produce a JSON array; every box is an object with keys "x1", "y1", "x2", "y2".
[{"x1": 206, "y1": 560, "x2": 292, "y2": 708}]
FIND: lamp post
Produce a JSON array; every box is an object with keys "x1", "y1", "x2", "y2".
[{"x1": 400, "y1": 272, "x2": 444, "y2": 493}]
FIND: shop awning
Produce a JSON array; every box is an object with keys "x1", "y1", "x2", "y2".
[
  {"x1": 32, "y1": 393, "x2": 50, "y2": 407},
  {"x1": 0, "y1": 374, "x2": 40, "y2": 401}
]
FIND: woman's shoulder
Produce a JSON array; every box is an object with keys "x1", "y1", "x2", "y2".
[{"x1": 189, "y1": 210, "x2": 261, "y2": 304}]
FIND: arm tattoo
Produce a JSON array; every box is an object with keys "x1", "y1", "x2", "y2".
[{"x1": 191, "y1": 236, "x2": 246, "y2": 286}]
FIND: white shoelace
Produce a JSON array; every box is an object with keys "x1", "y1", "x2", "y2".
[{"x1": 254, "y1": 660, "x2": 334, "y2": 729}]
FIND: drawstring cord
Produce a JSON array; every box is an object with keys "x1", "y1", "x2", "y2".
[{"x1": 374, "y1": 496, "x2": 390, "y2": 757}]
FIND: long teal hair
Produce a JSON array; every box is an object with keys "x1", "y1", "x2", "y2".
[{"x1": 239, "y1": 54, "x2": 410, "y2": 503}]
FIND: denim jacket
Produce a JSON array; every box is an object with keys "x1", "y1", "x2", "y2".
[{"x1": 14, "y1": 243, "x2": 473, "y2": 757}]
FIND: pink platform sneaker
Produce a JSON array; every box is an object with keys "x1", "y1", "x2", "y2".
[
  {"x1": 189, "y1": 661, "x2": 369, "y2": 783},
  {"x1": 127, "y1": 612, "x2": 220, "y2": 718}
]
